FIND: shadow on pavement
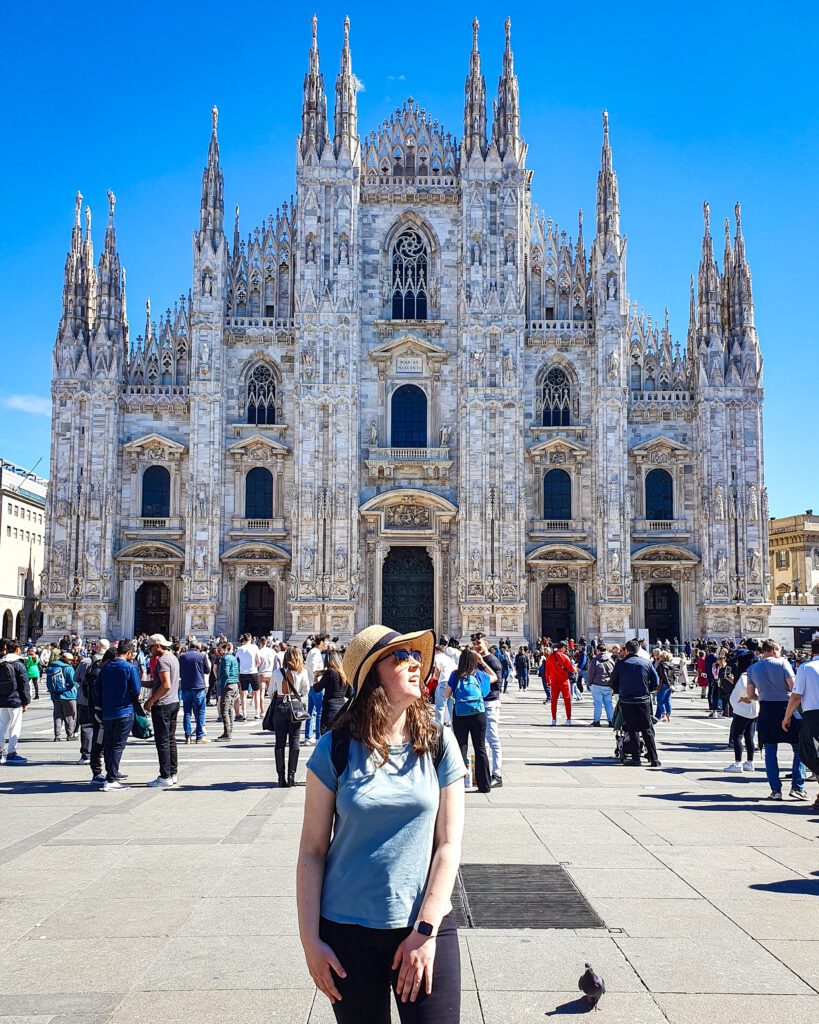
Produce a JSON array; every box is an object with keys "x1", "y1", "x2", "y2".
[
  {"x1": 750, "y1": 878, "x2": 819, "y2": 896},
  {"x1": 546, "y1": 996, "x2": 594, "y2": 1015}
]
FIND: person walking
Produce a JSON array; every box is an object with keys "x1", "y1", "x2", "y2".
[
  {"x1": 431, "y1": 640, "x2": 457, "y2": 728},
  {"x1": 655, "y1": 650, "x2": 674, "y2": 723},
  {"x1": 611, "y1": 639, "x2": 662, "y2": 767},
  {"x1": 47, "y1": 649, "x2": 78, "y2": 741},
  {"x1": 257, "y1": 637, "x2": 276, "y2": 717},
  {"x1": 313, "y1": 650, "x2": 353, "y2": 736},
  {"x1": 179, "y1": 639, "x2": 211, "y2": 745},
  {"x1": 270, "y1": 646, "x2": 310, "y2": 787},
  {"x1": 235, "y1": 633, "x2": 261, "y2": 721},
  {"x1": 98, "y1": 639, "x2": 142, "y2": 791},
  {"x1": 144, "y1": 634, "x2": 181, "y2": 788},
  {"x1": 447, "y1": 648, "x2": 494, "y2": 793},
  {"x1": 305, "y1": 635, "x2": 329, "y2": 745},
  {"x1": 24, "y1": 646, "x2": 41, "y2": 701},
  {"x1": 216, "y1": 642, "x2": 240, "y2": 741},
  {"x1": 544, "y1": 641, "x2": 575, "y2": 726},
  {"x1": 87, "y1": 646, "x2": 117, "y2": 785},
  {"x1": 587, "y1": 643, "x2": 615, "y2": 726},
  {"x1": 725, "y1": 669, "x2": 759, "y2": 773},
  {"x1": 75, "y1": 640, "x2": 110, "y2": 766},
  {"x1": 514, "y1": 646, "x2": 529, "y2": 691},
  {"x1": 0, "y1": 637, "x2": 31, "y2": 765},
  {"x1": 783, "y1": 638, "x2": 819, "y2": 807},
  {"x1": 471, "y1": 633, "x2": 503, "y2": 786},
  {"x1": 297, "y1": 624, "x2": 465, "y2": 1022},
  {"x1": 747, "y1": 639, "x2": 807, "y2": 801}
]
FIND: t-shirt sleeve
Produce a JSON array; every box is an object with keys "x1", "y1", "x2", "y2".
[
  {"x1": 437, "y1": 727, "x2": 467, "y2": 788},
  {"x1": 793, "y1": 666, "x2": 806, "y2": 696},
  {"x1": 307, "y1": 732, "x2": 338, "y2": 793},
  {"x1": 783, "y1": 658, "x2": 796, "y2": 682}
]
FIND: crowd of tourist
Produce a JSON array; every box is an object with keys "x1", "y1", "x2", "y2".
[{"x1": 1, "y1": 628, "x2": 817, "y2": 805}]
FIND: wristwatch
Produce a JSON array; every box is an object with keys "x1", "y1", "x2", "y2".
[{"x1": 413, "y1": 920, "x2": 436, "y2": 937}]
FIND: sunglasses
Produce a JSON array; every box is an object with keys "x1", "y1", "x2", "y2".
[{"x1": 381, "y1": 648, "x2": 423, "y2": 665}]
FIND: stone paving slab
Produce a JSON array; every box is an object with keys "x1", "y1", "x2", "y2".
[{"x1": 1, "y1": 688, "x2": 818, "y2": 1022}]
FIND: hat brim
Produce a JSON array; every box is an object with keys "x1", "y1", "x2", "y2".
[{"x1": 350, "y1": 629, "x2": 435, "y2": 703}]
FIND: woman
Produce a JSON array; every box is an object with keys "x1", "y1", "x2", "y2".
[
  {"x1": 297, "y1": 625, "x2": 466, "y2": 1022},
  {"x1": 445, "y1": 648, "x2": 494, "y2": 794},
  {"x1": 256, "y1": 637, "x2": 275, "y2": 717},
  {"x1": 215, "y1": 642, "x2": 239, "y2": 741},
  {"x1": 696, "y1": 649, "x2": 709, "y2": 700},
  {"x1": 312, "y1": 650, "x2": 353, "y2": 735},
  {"x1": 726, "y1": 670, "x2": 758, "y2": 772},
  {"x1": 655, "y1": 650, "x2": 673, "y2": 723},
  {"x1": 270, "y1": 646, "x2": 310, "y2": 787}
]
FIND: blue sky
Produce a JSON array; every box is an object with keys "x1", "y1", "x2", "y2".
[{"x1": 0, "y1": 0, "x2": 816, "y2": 516}]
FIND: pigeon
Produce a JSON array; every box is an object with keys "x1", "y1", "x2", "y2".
[{"x1": 578, "y1": 962, "x2": 605, "y2": 1009}]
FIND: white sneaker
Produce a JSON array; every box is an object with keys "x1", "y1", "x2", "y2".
[
  {"x1": 551, "y1": 719, "x2": 557, "y2": 727},
  {"x1": 725, "y1": 762, "x2": 742, "y2": 772},
  {"x1": 171, "y1": 774, "x2": 178, "y2": 785},
  {"x1": 742, "y1": 762, "x2": 755, "y2": 772},
  {"x1": 147, "y1": 776, "x2": 174, "y2": 788},
  {"x1": 75, "y1": 756, "x2": 90, "y2": 765},
  {"x1": 102, "y1": 780, "x2": 129, "y2": 791}
]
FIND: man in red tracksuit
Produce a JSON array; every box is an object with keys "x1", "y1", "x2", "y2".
[{"x1": 544, "y1": 641, "x2": 575, "y2": 726}]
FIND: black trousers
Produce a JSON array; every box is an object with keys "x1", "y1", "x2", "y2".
[
  {"x1": 318, "y1": 913, "x2": 460, "y2": 1024},
  {"x1": 451, "y1": 711, "x2": 491, "y2": 793},
  {"x1": 620, "y1": 701, "x2": 659, "y2": 764},
  {"x1": 730, "y1": 716, "x2": 756, "y2": 762},
  {"x1": 151, "y1": 703, "x2": 179, "y2": 778},
  {"x1": 89, "y1": 716, "x2": 105, "y2": 777},
  {"x1": 273, "y1": 697, "x2": 301, "y2": 775},
  {"x1": 78, "y1": 703, "x2": 94, "y2": 759},
  {"x1": 103, "y1": 713, "x2": 133, "y2": 783}
]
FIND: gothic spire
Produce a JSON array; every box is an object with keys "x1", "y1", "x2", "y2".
[
  {"x1": 697, "y1": 200, "x2": 721, "y2": 335},
  {"x1": 301, "y1": 14, "x2": 329, "y2": 158},
  {"x1": 731, "y1": 201, "x2": 754, "y2": 326},
  {"x1": 595, "y1": 110, "x2": 620, "y2": 244},
  {"x1": 57, "y1": 192, "x2": 92, "y2": 348},
  {"x1": 96, "y1": 190, "x2": 122, "y2": 316},
  {"x1": 334, "y1": 16, "x2": 358, "y2": 159},
  {"x1": 492, "y1": 18, "x2": 522, "y2": 160},
  {"x1": 199, "y1": 105, "x2": 224, "y2": 246},
  {"x1": 463, "y1": 17, "x2": 487, "y2": 159}
]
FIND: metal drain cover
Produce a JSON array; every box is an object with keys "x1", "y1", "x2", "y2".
[{"x1": 453, "y1": 864, "x2": 605, "y2": 930}]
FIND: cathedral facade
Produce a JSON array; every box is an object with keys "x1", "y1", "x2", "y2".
[{"x1": 42, "y1": 17, "x2": 771, "y2": 644}]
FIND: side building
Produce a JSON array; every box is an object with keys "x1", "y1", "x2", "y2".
[
  {"x1": 41, "y1": 17, "x2": 771, "y2": 644},
  {"x1": 767, "y1": 511, "x2": 819, "y2": 650},
  {"x1": 0, "y1": 461, "x2": 47, "y2": 640}
]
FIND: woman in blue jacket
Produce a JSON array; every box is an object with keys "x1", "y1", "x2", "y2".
[{"x1": 47, "y1": 651, "x2": 78, "y2": 741}]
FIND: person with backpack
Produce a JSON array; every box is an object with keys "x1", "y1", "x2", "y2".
[
  {"x1": 611, "y1": 639, "x2": 662, "y2": 767},
  {"x1": 297, "y1": 624, "x2": 465, "y2": 1022},
  {"x1": 75, "y1": 640, "x2": 110, "y2": 766},
  {"x1": 587, "y1": 643, "x2": 615, "y2": 726},
  {"x1": 98, "y1": 639, "x2": 143, "y2": 791},
  {"x1": 0, "y1": 637, "x2": 32, "y2": 765},
  {"x1": 47, "y1": 649, "x2": 78, "y2": 741},
  {"x1": 445, "y1": 648, "x2": 495, "y2": 793}
]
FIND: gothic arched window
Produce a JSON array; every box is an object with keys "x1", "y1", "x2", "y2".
[
  {"x1": 246, "y1": 364, "x2": 276, "y2": 425},
  {"x1": 391, "y1": 384, "x2": 427, "y2": 448},
  {"x1": 541, "y1": 367, "x2": 572, "y2": 426},
  {"x1": 645, "y1": 468, "x2": 673, "y2": 521},
  {"x1": 245, "y1": 467, "x2": 273, "y2": 520},
  {"x1": 141, "y1": 466, "x2": 170, "y2": 518},
  {"x1": 543, "y1": 469, "x2": 571, "y2": 521},
  {"x1": 391, "y1": 229, "x2": 428, "y2": 320}
]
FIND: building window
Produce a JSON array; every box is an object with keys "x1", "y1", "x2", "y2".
[
  {"x1": 645, "y1": 468, "x2": 673, "y2": 521},
  {"x1": 246, "y1": 364, "x2": 277, "y2": 425},
  {"x1": 543, "y1": 469, "x2": 571, "y2": 521},
  {"x1": 5, "y1": 526, "x2": 8, "y2": 537},
  {"x1": 141, "y1": 465, "x2": 171, "y2": 518},
  {"x1": 775, "y1": 550, "x2": 789, "y2": 570},
  {"x1": 17, "y1": 572, "x2": 25, "y2": 597},
  {"x1": 391, "y1": 229, "x2": 428, "y2": 320},
  {"x1": 245, "y1": 467, "x2": 273, "y2": 519},
  {"x1": 541, "y1": 367, "x2": 571, "y2": 427},
  {"x1": 390, "y1": 384, "x2": 427, "y2": 448}
]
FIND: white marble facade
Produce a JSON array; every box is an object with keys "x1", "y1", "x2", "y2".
[{"x1": 42, "y1": 17, "x2": 770, "y2": 644}]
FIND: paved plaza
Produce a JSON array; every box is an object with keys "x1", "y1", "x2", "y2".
[{"x1": 1, "y1": 685, "x2": 818, "y2": 1023}]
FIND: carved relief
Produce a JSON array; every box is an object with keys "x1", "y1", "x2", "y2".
[{"x1": 385, "y1": 501, "x2": 431, "y2": 529}]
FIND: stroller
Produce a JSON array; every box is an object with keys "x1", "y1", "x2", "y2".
[{"x1": 612, "y1": 699, "x2": 646, "y2": 764}]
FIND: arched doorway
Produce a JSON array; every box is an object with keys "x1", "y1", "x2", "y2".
[
  {"x1": 382, "y1": 547, "x2": 434, "y2": 635},
  {"x1": 15, "y1": 611, "x2": 24, "y2": 640},
  {"x1": 2, "y1": 609, "x2": 12, "y2": 637},
  {"x1": 239, "y1": 582, "x2": 274, "y2": 637},
  {"x1": 541, "y1": 584, "x2": 576, "y2": 641},
  {"x1": 644, "y1": 583, "x2": 679, "y2": 643},
  {"x1": 134, "y1": 581, "x2": 170, "y2": 638}
]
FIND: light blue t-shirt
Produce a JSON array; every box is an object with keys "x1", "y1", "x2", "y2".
[
  {"x1": 307, "y1": 727, "x2": 466, "y2": 929},
  {"x1": 747, "y1": 656, "x2": 795, "y2": 702}
]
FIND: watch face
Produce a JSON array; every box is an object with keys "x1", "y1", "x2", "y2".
[{"x1": 417, "y1": 921, "x2": 433, "y2": 936}]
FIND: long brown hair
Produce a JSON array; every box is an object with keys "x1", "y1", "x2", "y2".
[
  {"x1": 333, "y1": 665, "x2": 438, "y2": 767},
  {"x1": 326, "y1": 649, "x2": 347, "y2": 685},
  {"x1": 452, "y1": 648, "x2": 482, "y2": 686},
  {"x1": 283, "y1": 646, "x2": 303, "y2": 674}
]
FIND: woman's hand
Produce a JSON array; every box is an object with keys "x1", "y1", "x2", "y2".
[
  {"x1": 303, "y1": 938, "x2": 346, "y2": 1004},
  {"x1": 392, "y1": 930, "x2": 436, "y2": 1003}
]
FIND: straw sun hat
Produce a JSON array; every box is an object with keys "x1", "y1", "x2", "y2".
[{"x1": 342, "y1": 625, "x2": 435, "y2": 700}]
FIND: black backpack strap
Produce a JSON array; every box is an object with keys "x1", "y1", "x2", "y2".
[
  {"x1": 330, "y1": 723, "x2": 352, "y2": 781},
  {"x1": 432, "y1": 721, "x2": 445, "y2": 772}
]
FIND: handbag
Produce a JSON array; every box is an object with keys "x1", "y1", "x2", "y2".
[
  {"x1": 280, "y1": 670, "x2": 310, "y2": 725},
  {"x1": 262, "y1": 700, "x2": 276, "y2": 732},
  {"x1": 131, "y1": 704, "x2": 153, "y2": 739}
]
